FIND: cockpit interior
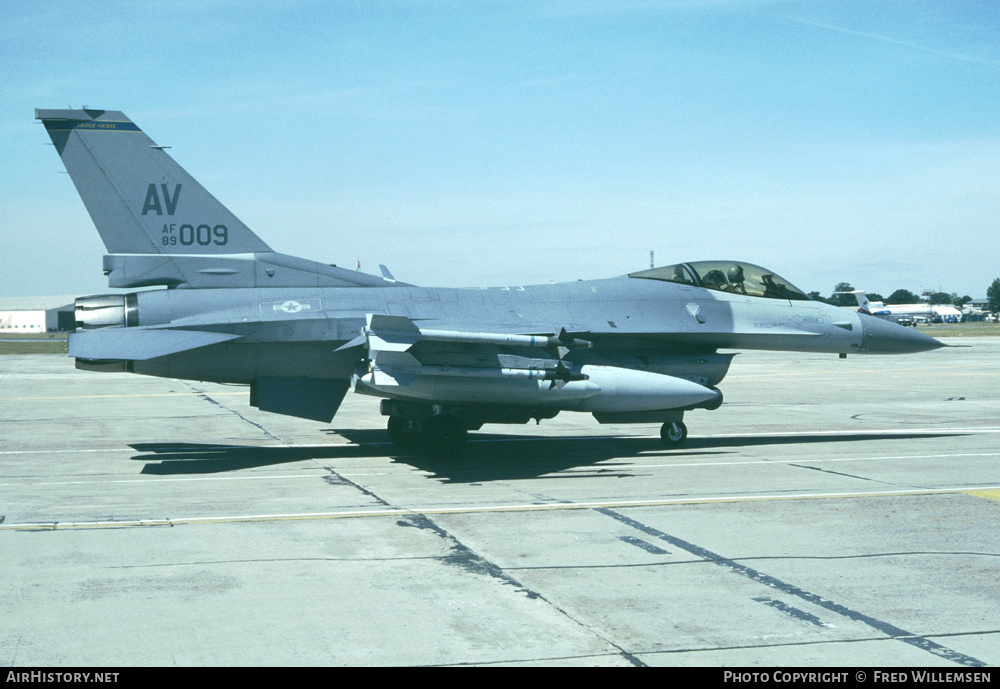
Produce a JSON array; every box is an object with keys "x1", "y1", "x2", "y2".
[{"x1": 629, "y1": 261, "x2": 811, "y2": 301}]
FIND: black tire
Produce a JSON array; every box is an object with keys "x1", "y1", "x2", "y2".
[
  {"x1": 387, "y1": 416, "x2": 419, "y2": 449},
  {"x1": 420, "y1": 416, "x2": 469, "y2": 459},
  {"x1": 660, "y1": 421, "x2": 687, "y2": 447}
]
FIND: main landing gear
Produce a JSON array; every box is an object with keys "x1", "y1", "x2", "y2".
[
  {"x1": 386, "y1": 405, "x2": 692, "y2": 457},
  {"x1": 387, "y1": 415, "x2": 469, "y2": 459}
]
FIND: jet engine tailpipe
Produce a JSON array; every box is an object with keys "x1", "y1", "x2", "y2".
[{"x1": 75, "y1": 294, "x2": 138, "y2": 330}]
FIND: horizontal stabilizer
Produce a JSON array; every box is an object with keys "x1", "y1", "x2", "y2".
[{"x1": 69, "y1": 328, "x2": 241, "y2": 361}]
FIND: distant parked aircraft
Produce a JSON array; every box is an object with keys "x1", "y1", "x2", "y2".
[{"x1": 840, "y1": 292, "x2": 963, "y2": 324}]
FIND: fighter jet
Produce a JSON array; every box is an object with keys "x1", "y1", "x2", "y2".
[{"x1": 36, "y1": 108, "x2": 943, "y2": 457}]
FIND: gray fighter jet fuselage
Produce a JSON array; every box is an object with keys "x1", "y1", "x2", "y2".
[{"x1": 37, "y1": 108, "x2": 943, "y2": 457}]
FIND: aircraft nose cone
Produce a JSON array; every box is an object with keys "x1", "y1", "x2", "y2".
[{"x1": 858, "y1": 314, "x2": 944, "y2": 353}]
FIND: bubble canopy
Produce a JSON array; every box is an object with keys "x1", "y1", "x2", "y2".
[{"x1": 629, "y1": 261, "x2": 812, "y2": 301}]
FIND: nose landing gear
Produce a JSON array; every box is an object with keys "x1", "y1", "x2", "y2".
[{"x1": 660, "y1": 421, "x2": 688, "y2": 447}]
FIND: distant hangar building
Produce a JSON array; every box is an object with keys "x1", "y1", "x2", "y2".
[{"x1": 0, "y1": 296, "x2": 77, "y2": 333}]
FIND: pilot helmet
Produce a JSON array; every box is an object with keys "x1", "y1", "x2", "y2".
[{"x1": 727, "y1": 265, "x2": 745, "y2": 283}]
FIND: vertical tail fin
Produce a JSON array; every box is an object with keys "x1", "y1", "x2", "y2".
[
  {"x1": 37, "y1": 108, "x2": 402, "y2": 289},
  {"x1": 833, "y1": 289, "x2": 873, "y2": 315},
  {"x1": 36, "y1": 108, "x2": 271, "y2": 256}
]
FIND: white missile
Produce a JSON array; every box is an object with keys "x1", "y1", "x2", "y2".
[{"x1": 362, "y1": 314, "x2": 592, "y2": 353}]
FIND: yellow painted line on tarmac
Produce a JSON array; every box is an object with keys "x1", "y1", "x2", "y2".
[
  {"x1": 733, "y1": 368, "x2": 1000, "y2": 382},
  {"x1": 965, "y1": 490, "x2": 1000, "y2": 503},
  {"x1": 4, "y1": 485, "x2": 1000, "y2": 531},
  {"x1": 1, "y1": 392, "x2": 245, "y2": 401}
]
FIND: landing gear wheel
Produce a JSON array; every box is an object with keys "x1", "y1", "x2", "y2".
[
  {"x1": 420, "y1": 415, "x2": 469, "y2": 459},
  {"x1": 660, "y1": 421, "x2": 687, "y2": 447},
  {"x1": 387, "y1": 416, "x2": 419, "y2": 449}
]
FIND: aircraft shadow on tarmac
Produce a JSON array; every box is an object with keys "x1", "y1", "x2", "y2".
[{"x1": 131, "y1": 430, "x2": 960, "y2": 483}]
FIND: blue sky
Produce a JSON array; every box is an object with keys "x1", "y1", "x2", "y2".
[{"x1": 3, "y1": 0, "x2": 998, "y2": 298}]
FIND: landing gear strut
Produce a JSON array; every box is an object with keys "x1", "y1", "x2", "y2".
[
  {"x1": 387, "y1": 414, "x2": 469, "y2": 459},
  {"x1": 660, "y1": 421, "x2": 687, "y2": 447},
  {"x1": 387, "y1": 415, "x2": 419, "y2": 449}
]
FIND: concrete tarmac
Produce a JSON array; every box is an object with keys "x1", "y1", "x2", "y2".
[{"x1": 1, "y1": 339, "x2": 998, "y2": 666}]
